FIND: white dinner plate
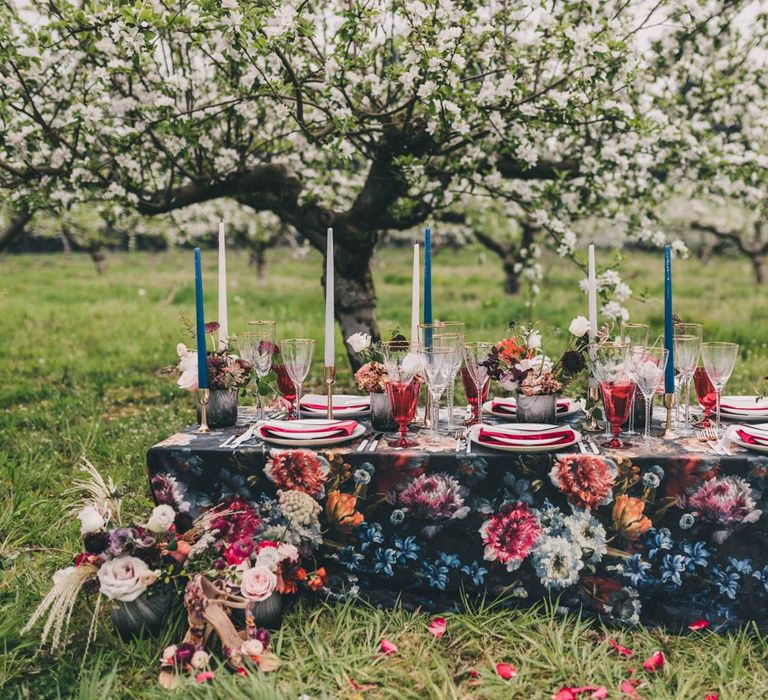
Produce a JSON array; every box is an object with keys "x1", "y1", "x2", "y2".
[
  {"x1": 730, "y1": 424, "x2": 768, "y2": 454},
  {"x1": 259, "y1": 422, "x2": 367, "y2": 447},
  {"x1": 718, "y1": 396, "x2": 768, "y2": 423},
  {"x1": 482, "y1": 397, "x2": 582, "y2": 420},
  {"x1": 468, "y1": 423, "x2": 581, "y2": 453},
  {"x1": 300, "y1": 393, "x2": 371, "y2": 418}
]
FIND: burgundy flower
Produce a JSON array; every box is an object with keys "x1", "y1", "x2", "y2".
[
  {"x1": 253, "y1": 628, "x2": 271, "y2": 647},
  {"x1": 83, "y1": 531, "x2": 109, "y2": 555},
  {"x1": 151, "y1": 475, "x2": 176, "y2": 507},
  {"x1": 224, "y1": 538, "x2": 254, "y2": 566},
  {"x1": 175, "y1": 642, "x2": 197, "y2": 664},
  {"x1": 688, "y1": 476, "x2": 761, "y2": 540},
  {"x1": 479, "y1": 502, "x2": 541, "y2": 571},
  {"x1": 205, "y1": 321, "x2": 220, "y2": 334}
]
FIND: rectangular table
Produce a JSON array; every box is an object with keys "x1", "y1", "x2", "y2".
[{"x1": 147, "y1": 407, "x2": 768, "y2": 632}]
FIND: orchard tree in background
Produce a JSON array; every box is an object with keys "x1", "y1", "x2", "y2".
[{"x1": 0, "y1": 0, "x2": 764, "y2": 367}]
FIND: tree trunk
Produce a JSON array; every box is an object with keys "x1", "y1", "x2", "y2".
[
  {"x1": 0, "y1": 208, "x2": 33, "y2": 252},
  {"x1": 502, "y1": 256, "x2": 522, "y2": 295},
  {"x1": 330, "y1": 230, "x2": 380, "y2": 372},
  {"x1": 752, "y1": 254, "x2": 766, "y2": 285},
  {"x1": 90, "y1": 247, "x2": 107, "y2": 275},
  {"x1": 250, "y1": 242, "x2": 267, "y2": 279}
]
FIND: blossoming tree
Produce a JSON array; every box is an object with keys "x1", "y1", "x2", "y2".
[{"x1": 0, "y1": 1, "x2": 763, "y2": 366}]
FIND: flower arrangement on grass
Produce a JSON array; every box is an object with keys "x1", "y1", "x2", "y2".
[
  {"x1": 173, "y1": 321, "x2": 253, "y2": 392},
  {"x1": 483, "y1": 317, "x2": 590, "y2": 396}
]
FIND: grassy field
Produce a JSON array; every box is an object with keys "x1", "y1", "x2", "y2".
[{"x1": 1, "y1": 246, "x2": 767, "y2": 699}]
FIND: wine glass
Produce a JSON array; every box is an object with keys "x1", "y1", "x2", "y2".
[
  {"x1": 693, "y1": 366, "x2": 717, "y2": 428},
  {"x1": 627, "y1": 346, "x2": 669, "y2": 447},
  {"x1": 381, "y1": 340, "x2": 422, "y2": 447},
  {"x1": 280, "y1": 339, "x2": 315, "y2": 421},
  {"x1": 700, "y1": 342, "x2": 739, "y2": 435},
  {"x1": 417, "y1": 346, "x2": 454, "y2": 443},
  {"x1": 241, "y1": 321, "x2": 276, "y2": 420},
  {"x1": 619, "y1": 322, "x2": 649, "y2": 436},
  {"x1": 432, "y1": 332, "x2": 464, "y2": 428},
  {"x1": 463, "y1": 342, "x2": 494, "y2": 428},
  {"x1": 673, "y1": 323, "x2": 702, "y2": 435},
  {"x1": 589, "y1": 344, "x2": 637, "y2": 449}
]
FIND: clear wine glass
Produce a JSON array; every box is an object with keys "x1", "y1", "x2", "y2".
[
  {"x1": 381, "y1": 340, "x2": 422, "y2": 447},
  {"x1": 463, "y1": 342, "x2": 494, "y2": 428},
  {"x1": 432, "y1": 332, "x2": 464, "y2": 429},
  {"x1": 627, "y1": 346, "x2": 669, "y2": 447},
  {"x1": 417, "y1": 346, "x2": 454, "y2": 443},
  {"x1": 241, "y1": 321, "x2": 276, "y2": 420},
  {"x1": 619, "y1": 322, "x2": 649, "y2": 436},
  {"x1": 673, "y1": 323, "x2": 702, "y2": 436},
  {"x1": 280, "y1": 339, "x2": 315, "y2": 421},
  {"x1": 701, "y1": 341, "x2": 739, "y2": 436}
]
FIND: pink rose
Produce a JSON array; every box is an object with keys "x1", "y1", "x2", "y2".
[
  {"x1": 240, "y1": 565, "x2": 277, "y2": 602},
  {"x1": 97, "y1": 555, "x2": 158, "y2": 602}
]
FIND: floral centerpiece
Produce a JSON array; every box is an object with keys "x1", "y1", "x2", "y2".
[
  {"x1": 483, "y1": 317, "x2": 590, "y2": 421},
  {"x1": 173, "y1": 321, "x2": 253, "y2": 428}
]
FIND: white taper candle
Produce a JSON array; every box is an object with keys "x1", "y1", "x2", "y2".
[
  {"x1": 217, "y1": 220, "x2": 228, "y2": 349},
  {"x1": 588, "y1": 243, "x2": 597, "y2": 342},
  {"x1": 411, "y1": 243, "x2": 420, "y2": 344},
  {"x1": 324, "y1": 227, "x2": 335, "y2": 367}
]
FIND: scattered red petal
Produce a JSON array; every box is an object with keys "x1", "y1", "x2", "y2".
[
  {"x1": 553, "y1": 686, "x2": 607, "y2": 700},
  {"x1": 688, "y1": 619, "x2": 710, "y2": 632},
  {"x1": 194, "y1": 671, "x2": 215, "y2": 683},
  {"x1": 379, "y1": 638, "x2": 398, "y2": 656},
  {"x1": 348, "y1": 679, "x2": 377, "y2": 692},
  {"x1": 235, "y1": 667, "x2": 248, "y2": 677},
  {"x1": 704, "y1": 694, "x2": 718, "y2": 700},
  {"x1": 496, "y1": 662, "x2": 517, "y2": 680},
  {"x1": 467, "y1": 668, "x2": 479, "y2": 679},
  {"x1": 627, "y1": 668, "x2": 636, "y2": 676},
  {"x1": 609, "y1": 639, "x2": 634, "y2": 657},
  {"x1": 554, "y1": 688, "x2": 578, "y2": 700},
  {"x1": 428, "y1": 616, "x2": 447, "y2": 638},
  {"x1": 619, "y1": 680, "x2": 644, "y2": 698},
  {"x1": 591, "y1": 688, "x2": 609, "y2": 699},
  {"x1": 642, "y1": 651, "x2": 665, "y2": 673}
]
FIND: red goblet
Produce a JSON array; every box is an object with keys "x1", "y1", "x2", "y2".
[
  {"x1": 600, "y1": 380, "x2": 636, "y2": 449},
  {"x1": 693, "y1": 366, "x2": 716, "y2": 428},
  {"x1": 460, "y1": 366, "x2": 490, "y2": 425},
  {"x1": 273, "y1": 363, "x2": 297, "y2": 418},
  {"x1": 386, "y1": 379, "x2": 421, "y2": 447}
]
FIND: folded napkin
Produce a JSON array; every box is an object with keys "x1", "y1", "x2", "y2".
[
  {"x1": 478, "y1": 427, "x2": 574, "y2": 447},
  {"x1": 720, "y1": 402, "x2": 768, "y2": 413},
  {"x1": 260, "y1": 419, "x2": 359, "y2": 440},
  {"x1": 491, "y1": 398, "x2": 570, "y2": 414},
  {"x1": 736, "y1": 428, "x2": 768, "y2": 446}
]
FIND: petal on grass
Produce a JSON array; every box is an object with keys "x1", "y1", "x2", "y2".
[
  {"x1": 379, "y1": 638, "x2": 398, "y2": 655},
  {"x1": 642, "y1": 651, "x2": 665, "y2": 673},
  {"x1": 609, "y1": 639, "x2": 634, "y2": 657},
  {"x1": 619, "y1": 680, "x2": 644, "y2": 698},
  {"x1": 195, "y1": 671, "x2": 215, "y2": 683},
  {"x1": 349, "y1": 679, "x2": 377, "y2": 692},
  {"x1": 688, "y1": 619, "x2": 710, "y2": 632},
  {"x1": 554, "y1": 687, "x2": 608, "y2": 700},
  {"x1": 428, "y1": 616, "x2": 447, "y2": 638},
  {"x1": 496, "y1": 662, "x2": 517, "y2": 680}
]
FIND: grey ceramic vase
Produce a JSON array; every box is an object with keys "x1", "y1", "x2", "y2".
[
  {"x1": 369, "y1": 392, "x2": 397, "y2": 431},
  {"x1": 515, "y1": 392, "x2": 558, "y2": 423},
  {"x1": 196, "y1": 388, "x2": 239, "y2": 429},
  {"x1": 111, "y1": 587, "x2": 175, "y2": 642}
]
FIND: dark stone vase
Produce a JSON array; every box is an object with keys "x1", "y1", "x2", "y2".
[
  {"x1": 111, "y1": 587, "x2": 175, "y2": 642},
  {"x1": 370, "y1": 392, "x2": 397, "y2": 431},
  {"x1": 514, "y1": 392, "x2": 557, "y2": 423},
  {"x1": 196, "y1": 388, "x2": 239, "y2": 429}
]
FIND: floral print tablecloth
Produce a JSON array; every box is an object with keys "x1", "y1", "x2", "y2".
[{"x1": 147, "y1": 409, "x2": 768, "y2": 632}]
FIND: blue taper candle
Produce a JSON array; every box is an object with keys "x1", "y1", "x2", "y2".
[
  {"x1": 663, "y1": 245, "x2": 674, "y2": 393},
  {"x1": 423, "y1": 226, "x2": 432, "y2": 347},
  {"x1": 194, "y1": 247, "x2": 209, "y2": 389}
]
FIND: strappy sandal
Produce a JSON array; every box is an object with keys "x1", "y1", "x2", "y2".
[
  {"x1": 196, "y1": 576, "x2": 280, "y2": 674},
  {"x1": 157, "y1": 577, "x2": 212, "y2": 689}
]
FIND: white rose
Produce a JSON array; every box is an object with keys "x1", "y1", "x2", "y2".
[
  {"x1": 240, "y1": 639, "x2": 264, "y2": 657},
  {"x1": 277, "y1": 543, "x2": 299, "y2": 563},
  {"x1": 255, "y1": 547, "x2": 281, "y2": 570},
  {"x1": 346, "y1": 332, "x2": 371, "y2": 353},
  {"x1": 240, "y1": 565, "x2": 277, "y2": 602},
  {"x1": 78, "y1": 505, "x2": 106, "y2": 534},
  {"x1": 527, "y1": 330, "x2": 542, "y2": 350},
  {"x1": 97, "y1": 555, "x2": 159, "y2": 602},
  {"x1": 190, "y1": 650, "x2": 210, "y2": 669},
  {"x1": 146, "y1": 504, "x2": 176, "y2": 533},
  {"x1": 177, "y1": 350, "x2": 199, "y2": 392},
  {"x1": 568, "y1": 315, "x2": 592, "y2": 338}
]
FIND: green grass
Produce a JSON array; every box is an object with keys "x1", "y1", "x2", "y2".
[{"x1": 0, "y1": 246, "x2": 767, "y2": 699}]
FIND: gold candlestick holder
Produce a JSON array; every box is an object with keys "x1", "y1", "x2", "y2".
[
  {"x1": 581, "y1": 382, "x2": 603, "y2": 432},
  {"x1": 196, "y1": 388, "x2": 210, "y2": 433},
  {"x1": 661, "y1": 392, "x2": 676, "y2": 439},
  {"x1": 323, "y1": 366, "x2": 336, "y2": 420}
]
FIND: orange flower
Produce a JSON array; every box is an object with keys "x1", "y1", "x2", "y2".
[
  {"x1": 307, "y1": 567, "x2": 328, "y2": 591},
  {"x1": 295, "y1": 567, "x2": 307, "y2": 581},
  {"x1": 325, "y1": 490, "x2": 364, "y2": 533},
  {"x1": 497, "y1": 337, "x2": 525, "y2": 363},
  {"x1": 612, "y1": 495, "x2": 651, "y2": 540}
]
